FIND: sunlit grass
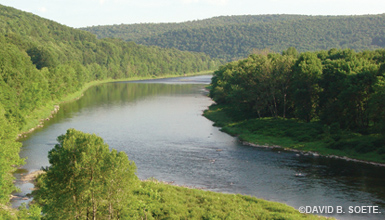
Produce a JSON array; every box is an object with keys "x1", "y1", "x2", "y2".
[{"x1": 131, "y1": 179, "x2": 332, "y2": 220}]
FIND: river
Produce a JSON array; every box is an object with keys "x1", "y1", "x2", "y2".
[{"x1": 13, "y1": 75, "x2": 385, "y2": 219}]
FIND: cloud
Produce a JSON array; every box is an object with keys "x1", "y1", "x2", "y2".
[
  {"x1": 181, "y1": 0, "x2": 229, "y2": 6},
  {"x1": 38, "y1": 7, "x2": 47, "y2": 13},
  {"x1": 207, "y1": 0, "x2": 229, "y2": 5}
]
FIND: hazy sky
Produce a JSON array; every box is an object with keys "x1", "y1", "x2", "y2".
[{"x1": 1, "y1": 0, "x2": 384, "y2": 28}]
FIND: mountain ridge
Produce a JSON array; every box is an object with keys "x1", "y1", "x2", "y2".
[{"x1": 81, "y1": 14, "x2": 385, "y2": 61}]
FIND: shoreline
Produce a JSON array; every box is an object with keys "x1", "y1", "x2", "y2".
[
  {"x1": 203, "y1": 105, "x2": 385, "y2": 167},
  {"x1": 16, "y1": 71, "x2": 213, "y2": 141},
  {"x1": 16, "y1": 105, "x2": 60, "y2": 140},
  {"x1": 240, "y1": 140, "x2": 385, "y2": 167},
  {"x1": 10, "y1": 170, "x2": 45, "y2": 202},
  {"x1": 12, "y1": 72, "x2": 213, "y2": 206},
  {"x1": 13, "y1": 172, "x2": 330, "y2": 220}
]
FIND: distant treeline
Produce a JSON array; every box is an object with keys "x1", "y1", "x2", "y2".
[
  {"x1": 82, "y1": 14, "x2": 385, "y2": 61},
  {"x1": 0, "y1": 4, "x2": 219, "y2": 216}
]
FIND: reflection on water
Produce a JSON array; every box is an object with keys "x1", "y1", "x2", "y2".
[{"x1": 14, "y1": 75, "x2": 385, "y2": 219}]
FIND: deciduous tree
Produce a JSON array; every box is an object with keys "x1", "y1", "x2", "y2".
[{"x1": 34, "y1": 129, "x2": 138, "y2": 220}]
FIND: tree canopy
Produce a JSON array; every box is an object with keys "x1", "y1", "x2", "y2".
[
  {"x1": 34, "y1": 129, "x2": 138, "y2": 220},
  {"x1": 209, "y1": 48, "x2": 385, "y2": 156}
]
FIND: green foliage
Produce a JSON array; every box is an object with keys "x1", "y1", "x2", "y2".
[
  {"x1": 83, "y1": 14, "x2": 385, "y2": 61},
  {"x1": 30, "y1": 130, "x2": 330, "y2": 219},
  {"x1": 26, "y1": 47, "x2": 59, "y2": 70},
  {"x1": 210, "y1": 52, "x2": 295, "y2": 119},
  {"x1": 208, "y1": 48, "x2": 385, "y2": 160},
  {"x1": 33, "y1": 129, "x2": 138, "y2": 220},
  {"x1": 0, "y1": 4, "x2": 218, "y2": 217},
  {"x1": 17, "y1": 203, "x2": 42, "y2": 220},
  {"x1": 369, "y1": 80, "x2": 385, "y2": 134},
  {"x1": 291, "y1": 52, "x2": 323, "y2": 122},
  {"x1": 0, "y1": 104, "x2": 23, "y2": 204},
  {"x1": 0, "y1": 4, "x2": 219, "y2": 132},
  {"x1": 0, "y1": 207, "x2": 17, "y2": 220},
  {"x1": 0, "y1": 104, "x2": 24, "y2": 218},
  {"x1": 204, "y1": 104, "x2": 385, "y2": 163}
]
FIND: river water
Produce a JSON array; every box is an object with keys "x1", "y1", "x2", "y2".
[{"x1": 13, "y1": 75, "x2": 385, "y2": 219}]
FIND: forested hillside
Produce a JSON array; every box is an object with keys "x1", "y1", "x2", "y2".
[
  {"x1": 82, "y1": 14, "x2": 385, "y2": 61},
  {"x1": 0, "y1": 5, "x2": 218, "y2": 130},
  {"x1": 81, "y1": 14, "x2": 309, "y2": 43},
  {"x1": 0, "y1": 4, "x2": 219, "y2": 217}
]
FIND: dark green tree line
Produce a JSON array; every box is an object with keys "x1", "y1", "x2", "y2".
[{"x1": 210, "y1": 48, "x2": 385, "y2": 133}]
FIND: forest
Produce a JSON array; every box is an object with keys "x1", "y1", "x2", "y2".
[
  {"x1": 0, "y1": 4, "x2": 220, "y2": 218},
  {"x1": 1, "y1": 2, "x2": 385, "y2": 219},
  {"x1": 82, "y1": 14, "x2": 385, "y2": 61},
  {"x1": 206, "y1": 47, "x2": 385, "y2": 162}
]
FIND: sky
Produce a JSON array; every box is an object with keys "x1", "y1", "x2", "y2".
[{"x1": 1, "y1": 0, "x2": 385, "y2": 28}]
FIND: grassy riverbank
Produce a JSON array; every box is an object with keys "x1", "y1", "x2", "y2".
[
  {"x1": 129, "y1": 179, "x2": 331, "y2": 219},
  {"x1": 204, "y1": 104, "x2": 385, "y2": 164},
  {"x1": 30, "y1": 169, "x2": 328, "y2": 219}
]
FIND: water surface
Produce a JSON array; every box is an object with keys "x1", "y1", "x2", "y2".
[{"x1": 14, "y1": 75, "x2": 385, "y2": 219}]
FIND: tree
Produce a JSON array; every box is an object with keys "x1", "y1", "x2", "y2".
[
  {"x1": 369, "y1": 78, "x2": 385, "y2": 134},
  {"x1": 34, "y1": 129, "x2": 138, "y2": 220},
  {"x1": 290, "y1": 52, "x2": 322, "y2": 122},
  {"x1": 26, "y1": 46, "x2": 59, "y2": 70},
  {"x1": 0, "y1": 104, "x2": 23, "y2": 205},
  {"x1": 319, "y1": 57, "x2": 379, "y2": 130},
  {"x1": 282, "y1": 47, "x2": 299, "y2": 57}
]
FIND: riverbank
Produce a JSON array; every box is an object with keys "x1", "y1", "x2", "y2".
[
  {"x1": 26, "y1": 171, "x2": 331, "y2": 219},
  {"x1": 203, "y1": 104, "x2": 385, "y2": 165},
  {"x1": 17, "y1": 71, "x2": 213, "y2": 140},
  {"x1": 129, "y1": 178, "x2": 333, "y2": 219}
]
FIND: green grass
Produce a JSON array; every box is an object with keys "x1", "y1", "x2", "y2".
[
  {"x1": 129, "y1": 179, "x2": 331, "y2": 220},
  {"x1": 204, "y1": 104, "x2": 385, "y2": 164}
]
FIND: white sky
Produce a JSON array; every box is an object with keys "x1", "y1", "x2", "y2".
[{"x1": 1, "y1": 0, "x2": 384, "y2": 28}]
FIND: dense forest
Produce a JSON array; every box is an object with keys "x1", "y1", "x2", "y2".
[
  {"x1": 81, "y1": 14, "x2": 310, "y2": 43},
  {"x1": 0, "y1": 4, "x2": 219, "y2": 131},
  {"x1": 207, "y1": 48, "x2": 385, "y2": 161},
  {"x1": 0, "y1": 4, "x2": 220, "y2": 218},
  {"x1": 82, "y1": 14, "x2": 385, "y2": 61}
]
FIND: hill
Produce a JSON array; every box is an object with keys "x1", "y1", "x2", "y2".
[
  {"x1": 0, "y1": 4, "x2": 219, "y2": 217},
  {"x1": 0, "y1": 4, "x2": 220, "y2": 131},
  {"x1": 82, "y1": 14, "x2": 385, "y2": 61}
]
